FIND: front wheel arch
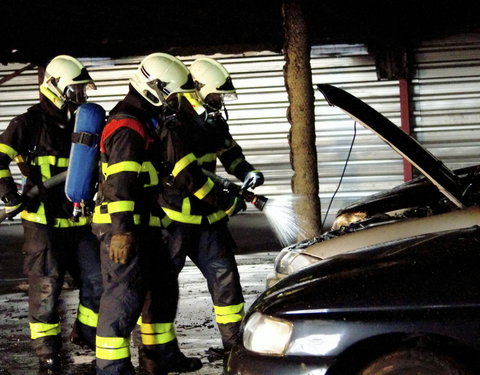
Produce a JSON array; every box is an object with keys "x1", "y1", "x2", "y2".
[
  {"x1": 357, "y1": 348, "x2": 473, "y2": 375},
  {"x1": 326, "y1": 334, "x2": 478, "y2": 375}
]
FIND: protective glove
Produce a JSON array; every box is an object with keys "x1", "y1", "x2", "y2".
[
  {"x1": 225, "y1": 196, "x2": 247, "y2": 217},
  {"x1": 242, "y1": 170, "x2": 264, "y2": 190},
  {"x1": 2, "y1": 192, "x2": 24, "y2": 220},
  {"x1": 109, "y1": 232, "x2": 136, "y2": 264}
]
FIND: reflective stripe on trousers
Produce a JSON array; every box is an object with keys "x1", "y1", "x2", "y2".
[
  {"x1": 77, "y1": 304, "x2": 99, "y2": 328},
  {"x1": 96, "y1": 336, "x2": 130, "y2": 360},
  {"x1": 139, "y1": 320, "x2": 176, "y2": 346},
  {"x1": 29, "y1": 322, "x2": 61, "y2": 339},
  {"x1": 214, "y1": 302, "x2": 245, "y2": 324}
]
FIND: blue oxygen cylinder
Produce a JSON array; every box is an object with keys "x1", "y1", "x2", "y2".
[{"x1": 65, "y1": 102, "x2": 106, "y2": 220}]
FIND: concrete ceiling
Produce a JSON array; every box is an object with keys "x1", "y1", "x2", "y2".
[{"x1": 1, "y1": 0, "x2": 479, "y2": 65}]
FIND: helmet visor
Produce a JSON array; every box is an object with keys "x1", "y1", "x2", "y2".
[
  {"x1": 64, "y1": 83, "x2": 90, "y2": 104},
  {"x1": 179, "y1": 74, "x2": 195, "y2": 92},
  {"x1": 204, "y1": 92, "x2": 237, "y2": 110}
]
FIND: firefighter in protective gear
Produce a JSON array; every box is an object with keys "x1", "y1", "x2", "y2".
[
  {"x1": 159, "y1": 57, "x2": 264, "y2": 363},
  {"x1": 0, "y1": 55, "x2": 102, "y2": 373},
  {"x1": 92, "y1": 52, "x2": 238, "y2": 375}
]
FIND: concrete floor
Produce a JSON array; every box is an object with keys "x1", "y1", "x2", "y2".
[{"x1": 0, "y1": 213, "x2": 281, "y2": 374}]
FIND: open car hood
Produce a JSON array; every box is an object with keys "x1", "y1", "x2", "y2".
[{"x1": 317, "y1": 84, "x2": 466, "y2": 208}]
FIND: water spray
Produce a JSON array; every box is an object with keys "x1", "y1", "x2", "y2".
[
  {"x1": 202, "y1": 170, "x2": 307, "y2": 247},
  {"x1": 202, "y1": 169, "x2": 268, "y2": 211}
]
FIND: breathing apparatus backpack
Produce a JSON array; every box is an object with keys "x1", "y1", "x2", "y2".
[{"x1": 65, "y1": 102, "x2": 106, "y2": 220}]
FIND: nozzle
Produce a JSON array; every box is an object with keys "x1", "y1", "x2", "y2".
[
  {"x1": 251, "y1": 194, "x2": 268, "y2": 211},
  {"x1": 239, "y1": 189, "x2": 268, "y2": 211}
]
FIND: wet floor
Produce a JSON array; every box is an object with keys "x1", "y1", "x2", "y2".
[{"x1": 0, "y1": 219, "x2": 279, "y2": 375}]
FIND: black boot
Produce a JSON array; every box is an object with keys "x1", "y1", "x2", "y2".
[
  {"x1": 38, "y1": 353, "x2": 62, "y2": 374},
  {"x1": 139, "y1": 340, "x2": 202, "y2": 374},
  {"x1": 162, "y1": 350, "x2": 202, "y2": 373},
  {"x1": 138, "y1": 347, "x2": 167, "y2": 375},
  {"x1": 69, "y1": 320, "x2": 95, "y2": 351},
  {"x1": 206, "y1": 347, "x2": 230, "y2": 363}
]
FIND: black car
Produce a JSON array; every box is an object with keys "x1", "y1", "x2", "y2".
[{"x1": 226, "y1": 85, "x2": 480, "y2": 375}]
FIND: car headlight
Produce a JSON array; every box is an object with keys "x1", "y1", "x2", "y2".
[
  {"x1": 243, "y1": 312, "x2": 293, "y2": 355},
  {"x1": 275, "y1": 249, "x2": 319, "y2": 276}
]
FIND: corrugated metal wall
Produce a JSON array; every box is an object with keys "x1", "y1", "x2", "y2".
[
  {"x1": 2, "y1": 31, "x2": 480, "y2": 225},
  {"x1": 412, "y1": 31, "x2": 480, "y2": 170}
]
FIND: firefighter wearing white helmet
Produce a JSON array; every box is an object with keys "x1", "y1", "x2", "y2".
[
  {"x1": 129, "y1": 52, "x2": 194, "y2": 107},
  {"x1": 189, "y1": 57, "x2": 237, "y2": 111},
  {"x1": 40, "y1": 54, "x2": 96, "y2": 110},
  {"x1": 0, "y1": 55, "x2": 102, "y2": 373},
  {"x1": 156, "y1": 58, "x2": 265, "y2": 365},
  {"x1": 93, "y1": 52, "x2": 242, "y2": 375}
]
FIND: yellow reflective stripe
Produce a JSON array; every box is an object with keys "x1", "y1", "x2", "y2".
[
  {"x1": 207, "y1": 210, "x2": 227, "y2": 224},
  {"x1": 0, "y1": 169, "x2": 12, "y2": 178},
  {"x1": 0, "y1": 143, "x2": 18, "y2": 159},
  {"x1": 148, "y1": 214, "x2": 170, "y2": 228},
  {"x1": 57, "y1": 158, "x2": 69, "y2": 167},
  {"x1": 101, "y1": 162, "x2": 108, "y2": 178},
  {"x1": 172, "y1": 153, "x2": 196, "y2": 177},
  {"x1": 197, "y1": 153, "x2": 216, "y2": 165},
  {"x1": 161, "y1": 215, "x2": 172, "y2": 228},
  {"x1": 77, "y1": 304, "x2": 98, "y2": 328},
  {"x1": 92, "y1": 205, "x2": 141, "y2": 225},
  {"x1": 107, "y1": 200, "x2": 134, "y2": 213},
  {"x1": 40, "y1": 164, "x2": 51, "y2": 179},
  {"x1": 214, "y1": 302, "x2": 245, "y2": 315},
  {"x1": 33, "y1": 155, "x2": 69, "y2": 167},
  {"x1": 141, "y1": 322, "x2": 176, "y2": 345},
  {"x1": 149, "y1": 215, "x2": 161, "y2": 227},
  {"x1": 142, "y1": 161, "x2": 158, "y2": 187},
  {"x1": 162, "y1": 207, "x2": 202, "y2": 224},
  {"x1": 194, "y1": 178, "x2": 215, "y2": 200},
  {"x1": 162, "y1": 207, "x2": 226, "y2": 225},
  {"x1": 29, "y1": 322, "x2": 61, "y2": 339},
  {"x1": 140, "y1": 322, "x2": 173, "y2": 335},
  {"x1": 105, "y1": 161, "x2": 142, "y2": 178},
  {"x1": 96, "y1": 336, "x2": 130, "y2": 360},
  {"x1": 20, "y1": 210, "x2": 90, "y2": 227},
  {"x1": 182, "y1": 197, "x2": 191, "y2": 215},
  {"x1": 14, "y1": 154, "x2": 25, "y2": 163},
  {"x1": 225, "y1": 197, "x2": 238, "y2": 216},
  {"x1": 228, "y1": 157, "x2": 243, "y2": 174},
  {"x1": 214, "y1": 302, "x2": 245, "y2": 324}
]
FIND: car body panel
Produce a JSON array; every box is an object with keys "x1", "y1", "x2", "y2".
[
  {"x1": 227, "y1": 226, "x2": 480, "y2": 374},
  {"x1": 301, "y1": 206, "x2": 480, "y2": 260},
  {"x1": 268, "y1": 206, "x2": 480, "y2": 286}
]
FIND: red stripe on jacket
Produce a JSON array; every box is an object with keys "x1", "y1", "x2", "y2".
[{"x1": 100, "y1": 118, "x2": 147, "y2": 153}]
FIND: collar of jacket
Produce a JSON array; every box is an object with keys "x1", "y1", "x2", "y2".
[{"x1": 37, "y1": 95, "x2": 71, "y2": 128}]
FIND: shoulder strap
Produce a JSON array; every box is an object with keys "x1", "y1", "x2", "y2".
[{"x1": 100, "y1": 114, "x2": 147, "y2": 153}]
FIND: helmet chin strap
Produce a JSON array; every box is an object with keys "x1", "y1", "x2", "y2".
[{"x1": 223, "y1": 102, "x2": 229, "y2": 121}]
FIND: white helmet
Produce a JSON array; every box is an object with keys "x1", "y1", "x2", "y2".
[
  {"x1": 40, "y1": 55, "x2": 95, "y2": 109},
  {"x1": 190, "y1": 58, "x2": 237, "y2": 110},
  {"x1": 130, "y1": 53, "x2": 195, "y2": 107}
]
